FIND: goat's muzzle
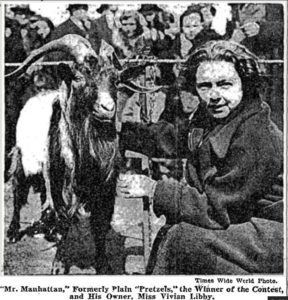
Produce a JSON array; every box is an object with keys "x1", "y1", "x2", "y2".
[{"x1": 92, "y1": 93, "x2": 116, "y2": 122}]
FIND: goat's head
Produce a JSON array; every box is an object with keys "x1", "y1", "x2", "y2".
[{"x1": 6, "y1": 34, "x2": 161, "y2": 124}]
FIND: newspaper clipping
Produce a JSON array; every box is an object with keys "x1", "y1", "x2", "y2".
[{"x1": 1, "y1": 1, "x2": 287, "y2": 300}]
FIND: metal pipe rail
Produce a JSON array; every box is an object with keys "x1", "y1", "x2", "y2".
[{"x1": 4, "y1": 58, "x2": 284, "y2": 68}]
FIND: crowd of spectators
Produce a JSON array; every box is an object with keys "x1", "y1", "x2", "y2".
[{"x1": 5, "y1": 3, "x2": 284, "y2": 64}]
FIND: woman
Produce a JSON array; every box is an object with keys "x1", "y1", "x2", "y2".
[
  {"x1": 112, "y1": 11, "x2": 145, "y2": 59},
  {"x1": 118, "y1": 40, "x2": 283, "y2": 274}
]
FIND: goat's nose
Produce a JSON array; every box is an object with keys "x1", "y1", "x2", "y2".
[
  {"x1": 100, "y1": 100, "x2": 115, "y2": 112},
  {"x1": 98, "y1": 93, "x2": 115, "y2": 111}
]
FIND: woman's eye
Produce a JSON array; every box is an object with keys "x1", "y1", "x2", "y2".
[
  {"x1": 219, "y1": 82, "x2": 233, "y2": 88},
  {"x1": 200, "y1": 87, "x2": 208, "y2": 91},
  {"x1": 197, "y1": 84, "x2": 210, "y2": 92}
]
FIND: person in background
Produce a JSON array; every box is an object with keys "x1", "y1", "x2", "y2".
[
  {"x1": 199, "y1": 4, "x2": 216, "y2": 29},
  {"x1": 159, "y1": 10, "x2": 177, "y2": 39},
  {"x1": 5, "y1": 17, "x2": 27, "y2": 63},
  {"x1": 28, "y1": 15, "x2": 55, "y2": 49},
  {"x1": 11, "y1": 5, "x2": 35, "y2": 26},
  {"x1": 112, "y1": 10, "x2": 145, "y2": 59},
  {"x1": 230, "y1": 3, "x2": 264, "y2": 49},
  {"x1": 118, "y1": 40, "x2": 283, "y2": 275},
  {"x1": 46, "y1": 4, "x2": 91, "y2": 61},
  {"x1": 138, "y1": 4, "x2": 165, "y2": 39},
  {"x1": 229, "y1": 3, "x2": 284, "y2": 129},
  {"x1": 5, "y1": 17, "x2": 28, "y2": 179},
  {"x1": 172, "y1": 6, "x2": 222, "y2": 59},
  {"x1": 20, "y1": 15, "x2": 56, "y2": 105},
  {"x1": 10, "y1": 5, "x2": 36, "y2": 56},
  {"x1": 89, "y1": 4, "x2": 119, "y2": 53}
]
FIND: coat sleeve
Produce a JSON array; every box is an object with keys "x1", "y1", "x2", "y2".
[{"x1": 153, "y1": 126, "x2": 282, "y2": 229}]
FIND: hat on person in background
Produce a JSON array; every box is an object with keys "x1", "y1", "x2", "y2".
[
  {"x1": 11, "y1": 5, "x2": 35, "y2": 16},
  {"x1": 138, "y1": 4, "x2": 163, "y2": 14},
  {"x1": 67, "y1": 4, "x2": 88, "y2": 13},
  {"x1": 29, "y1": 14, "x2": 42, "y2": 23},
  {"x1": 96, "y1": 4, "x2": 110, "y2": 14}
]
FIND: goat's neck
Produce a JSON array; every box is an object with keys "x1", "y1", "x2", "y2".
[{"x1": 78, "y1": 116, "x2": 118, "y2": 183}]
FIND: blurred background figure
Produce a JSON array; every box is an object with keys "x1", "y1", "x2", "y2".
[
  {"x1": 89, "y1": 4, "x2": 119, "y2": 53},
  {"x1": 26, "y1": 15, "x2": 55, "y2": 52},
  {"x1": 138, "y1": 4, "x2": 165, "y2": 39},
  {"x1": 20, "y1": 15, "x2": 56, "y2": 105},
  {"x1": 43, "y1": 3, "x2": 92, "y2": 95},
  {"x1": 5, "y1": 17, "x2": 27, "y2": 63},
  {"x1": 113, "y1": 10, "x2": 145, "y2": 58},
  {"x1": 50, "y1": 4, "x2": 90, "y2": 39},
  {"x1": 11, "y1": 4, "x2": 35, "y2": 26},
  {"x1": 158, "y1": 9, "x2": 177, "y2": 39},
  {"x1": 199, "y1": 4, "x2": 215, "y2": 29},
  {"x1": 5, "y1": 16, "x2": 28, "y2": 179},
  {"x1": 229, "y1": 3, "x2": 284, "y2": 129},
  {"x1": 173, "y1": 6, "x2": 222, "y2": 58},
  {"x1": 10, "y1": 5, "x2": 36, "y2": 56},
  {"x1": 230, "y1": 3, "x2": 283, "y2": 58}
]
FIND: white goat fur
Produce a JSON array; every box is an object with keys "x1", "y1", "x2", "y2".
[{"x1": 16, "y1": 90, "x2": 58, "y2": 177}]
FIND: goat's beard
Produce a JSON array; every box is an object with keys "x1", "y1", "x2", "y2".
[{"x1": 77, "y1": 116, "x2": 118, "y2": 183}]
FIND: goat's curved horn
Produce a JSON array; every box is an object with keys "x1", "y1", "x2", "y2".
[{"x1": 5, "y1": 34, "x2": 97, "y2": 79}]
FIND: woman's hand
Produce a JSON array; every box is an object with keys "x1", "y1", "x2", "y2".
[{"x1": 117, "y1": 174, "x2": 157, "y2": 198}]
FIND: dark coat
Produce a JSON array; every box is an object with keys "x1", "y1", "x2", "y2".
[
  {"x1": 50, "y1": 18, "x2": 88, "y2": 40},
  {"x1": 5, "y1": 22, "x2": 26, "y2": 63},
  {"x1": 153, "y1": 99, "x2": 283, "y2": 227},
  {"x1": 120, "y1": 97, "x2": 284, "y2": 274},
  {"x1": 89, "y1": 16, "x2": 113, "y2": 54},
  {"x1": 148, "y1": 98, "x2": 283, "y2": 274}
]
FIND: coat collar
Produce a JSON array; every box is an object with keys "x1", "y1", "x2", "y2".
[{"x1": 208, "y1": 99, "x2": 266, "y2": 158}]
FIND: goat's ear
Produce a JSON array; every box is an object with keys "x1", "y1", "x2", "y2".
[
  {"x1": 57, "y1": 63, "x2": 74, "y2": 109},
  {"x1": 99, "y1": 40, "x2": 123, "y2": 70},
  {"x1": 58, "y1": 78, "x2": 73, "y2": 111}
]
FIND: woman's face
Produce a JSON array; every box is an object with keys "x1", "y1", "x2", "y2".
[
  {"x1": 182, "y1": 13, "x2": 203, "y2": 41},
  {"x1": 35, "y1": 20, "x2": 51, "y2": 38},
  {"x1": 14, "y1": 13, "x2": 29, "y2": 25},
  {"x1": 196, "y1": 61, "x2": 243, "y2": 119},
  {"x1": 73, "y1": 9, "x2": 88, "y2": 21},
  {"x1": 201, "y1": 6, "x2": 214, "y2": 26},
  {"x1": 121, "y1": 17, "x2": 137, "y2": 38}
]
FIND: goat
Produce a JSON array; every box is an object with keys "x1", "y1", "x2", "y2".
[{"x1": 5, "y1": 34, "x2": 160, "y2": 274}]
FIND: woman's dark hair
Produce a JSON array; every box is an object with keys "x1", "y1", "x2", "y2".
[
  {"x1": 182, "y1": 40, "x2": 261, "y2": 99},
  {"x1": 119, "y1": 11, "x2": 143, "y2": 37},
  {"x1": 180, "y1": 7, "x2": 204, "y2": 32}
]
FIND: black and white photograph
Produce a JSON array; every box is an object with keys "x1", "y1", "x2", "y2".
[{"x1": 1, "y1": 0, "x2": 287, "y2": 298}]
